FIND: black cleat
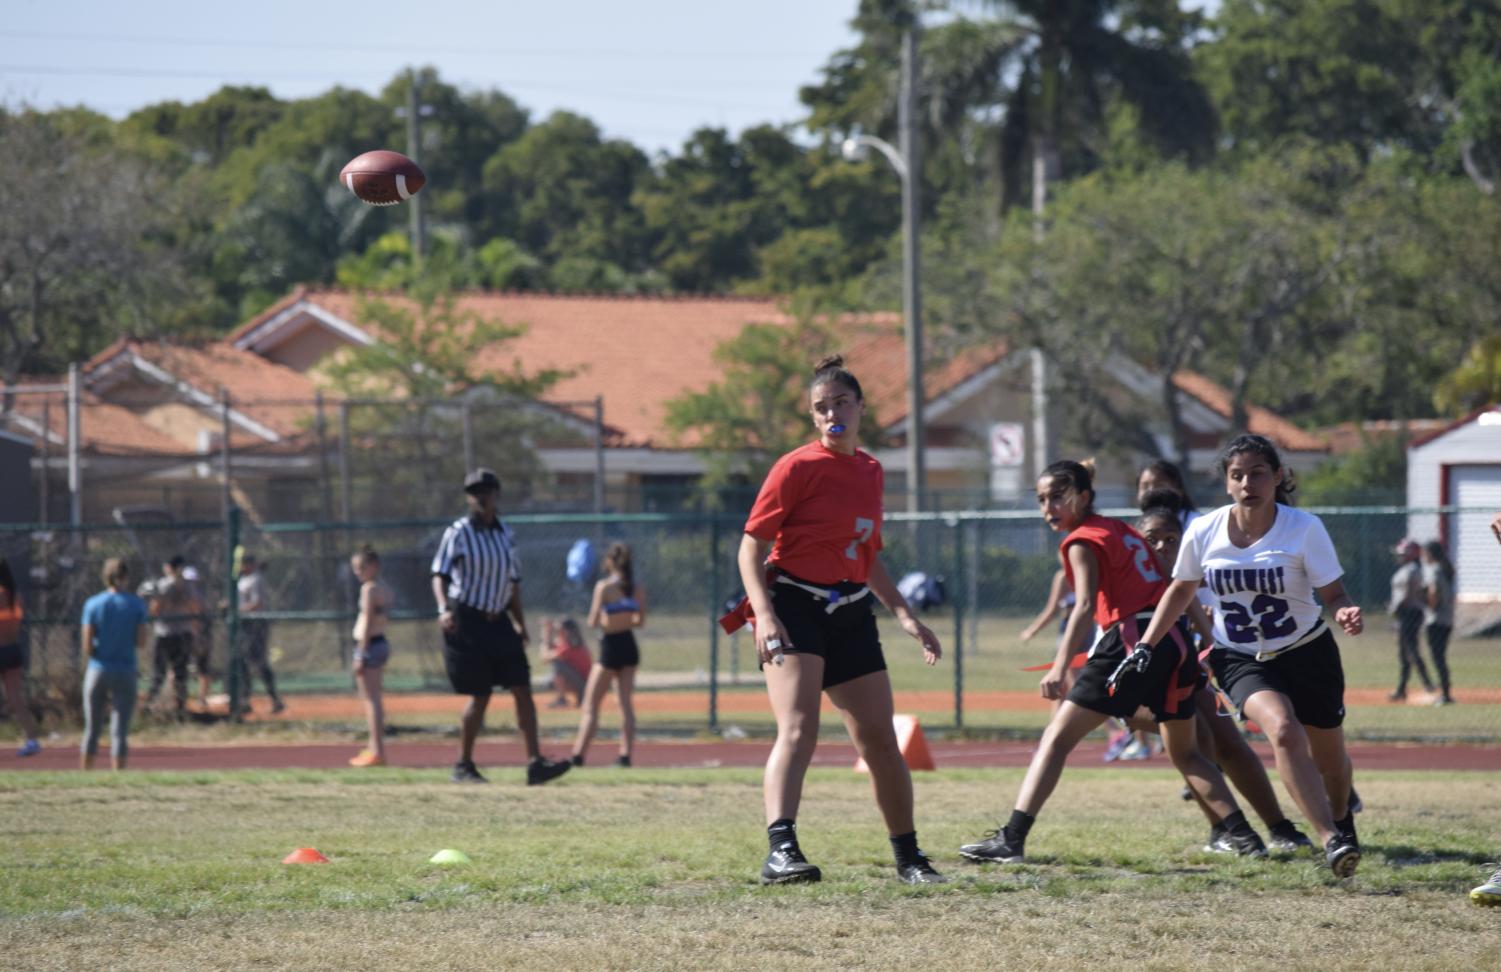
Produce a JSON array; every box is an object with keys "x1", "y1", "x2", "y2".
[
  {"x1": 1224, "y1": 824, "x2": 1268, "y2": 858},
  {"x1": 569, "y1": 754, "x2": 584, "y2": 767},
  {"x1": 1268, "y1": 820, "x2": 1315, "y2": 853},
  {"x1": 1204, "y1": 823, "x2": 1233, "y2": 854},
  {"x1": 526, "y1": 756, "x2": 572, "y2": 786},
  {"x1": 896, "y1": 852, "x2": 948, "y2": 885},
  {"x1": 959, "y1": 827, "x2": 1025, "y2": 864},
  {"x1": 1325, "y1": 834, "x2": 1361, "y2": 878},
  {"x1": 450, "y1": 760, "x2": 487, "y2": 784},
  {"x1": 761, "y1": 842, "x2": 822, "y2": 885}
]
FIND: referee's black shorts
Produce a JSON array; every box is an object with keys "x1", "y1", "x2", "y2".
[
  {"x1": 443, "y1": 603, "x2": 531, "y2": 695},
  {"x1": 1209, "y1": 629, "x2": 1346, "y2": 729},
  {"x1": 768, "y1": 580, "x2": 886, "y2": 690}
]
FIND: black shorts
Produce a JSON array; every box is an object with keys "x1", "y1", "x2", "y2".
[
  {"x1": 0, "y1": 642, "x2": 22, "y2": 672},
  {"x1": 1067, "y1": 610, "x2": 1199, "y2": 722},
  {"x1": 155, "y1": 633, "x2": 191, "y2": 663},
  {"x1": 190, "y1": 634, "x2": 214, "y2": 678},
  {"x1": 239, "y1": 620, "x2": 270, "y2": 664},
  {"x1": 768, "y1": 580, "x2": 886, "y2": 690},
  {"x1": 599, "y1": 630, "x2": 639, "y2": 670},
  {"x1": 443, "y1": 604, "x2": 531, "y2": 695},
  {"x1": 1209, "y1": 629, "x2": 1345, "y2": 729}
]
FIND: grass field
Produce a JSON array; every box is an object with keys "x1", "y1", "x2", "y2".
[{"x1": 3, "y1": 766, "x2": 1498, "y2": 970}]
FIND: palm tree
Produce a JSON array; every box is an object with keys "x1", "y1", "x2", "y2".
[{"x1": 804, "y1": 0, "x2": 1215, "y2": 214}]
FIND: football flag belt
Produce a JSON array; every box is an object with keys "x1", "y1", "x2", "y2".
[
  {"x1": 1244, "y1": 618, "x2": 1328, "y2": 662},
  {"x1": 1115, "y1": 609, "x2": 1195, "y2": 711},
  {"x1": 717, "y1": 570, "x2": 871, "y2": 635},
  {"x1": 773, "y1": 574, "x2": 871, "y2": 614}
]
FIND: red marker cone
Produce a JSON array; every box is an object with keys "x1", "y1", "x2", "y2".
[{"x1": 282, "y1": 847, "x2": 330, "y2": 864}]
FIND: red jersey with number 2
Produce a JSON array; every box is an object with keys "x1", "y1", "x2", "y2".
[
  {"x1": 1060, "y1": 514, "x2": 1166, "y2": 629},
  {"x1": 744, "y1": 441, "x2": 883, "y2": 585}
]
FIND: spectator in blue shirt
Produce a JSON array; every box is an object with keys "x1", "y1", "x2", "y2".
[{"x1": 80, "y1": 558, "x2": 149, "y2": 770}]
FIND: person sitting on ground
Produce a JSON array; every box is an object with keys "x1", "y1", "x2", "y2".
[{"x1": 541, "y1": 616, "x2": 591, "y2": 708}]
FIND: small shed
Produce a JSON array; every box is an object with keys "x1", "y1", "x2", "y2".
[{"x1": 1406, "y1": 405, "x2": 1501, "y2": 633}]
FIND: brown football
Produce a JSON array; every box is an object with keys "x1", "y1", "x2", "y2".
[{"x1": 339, "y1": 150, "x2": 426, "y2": 206}]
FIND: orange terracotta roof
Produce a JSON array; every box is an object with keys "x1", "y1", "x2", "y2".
[
  {"x1": 1170, "y1": 371, "x2": 1329, "y2": 453},
  {"x1": 1, "y1": 383, "x2": 187, "y2": 455},
  {"x1": 302, "y1": 290, "x2": 805, "y2": 448},
  {"x1": 90, "y1": 340, "x2": 327, "y2": 442},
  {"x1": 224, "y1": 289, "x2": 1321, "y2": 455}
]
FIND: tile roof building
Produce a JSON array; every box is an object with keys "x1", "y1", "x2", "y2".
[{"x1": 3, "y1": 287, "x2": 1329, "y2": 520}]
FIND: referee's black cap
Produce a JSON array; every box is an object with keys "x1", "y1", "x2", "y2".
[{"x1": 463, "y1": 467, "x2": 501, "y2": 494}]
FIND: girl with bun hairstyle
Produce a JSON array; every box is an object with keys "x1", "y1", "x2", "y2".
[{"x1": 728, "y1": 354, "x2": 945, "y2": 886}]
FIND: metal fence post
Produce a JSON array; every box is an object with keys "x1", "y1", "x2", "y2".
[
  {"x1": 225, "y1": 506, "x2": 243, "y2": 719},
  {"x1": 951, "y1": 515, "x2": 964, "y2": 729},
  {"x1": 708, "y1": 515, "x2": 720, "y2": 732}
]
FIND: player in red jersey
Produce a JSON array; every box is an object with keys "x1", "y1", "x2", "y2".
[
  {"x1": 959, "y1": 459, "x2": 1262, "y2": 864},
  {"x1": 729, "y1": 354, "x2": 944, "y2": 886}
]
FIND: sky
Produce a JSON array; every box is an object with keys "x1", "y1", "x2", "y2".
[{"x1": 2, "y1": 0, "x2": 864, "y2": 155}]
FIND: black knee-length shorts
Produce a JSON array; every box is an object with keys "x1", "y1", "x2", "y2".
[{"x1": 443, "y1": 604, "x2": 530, "y2": 695}]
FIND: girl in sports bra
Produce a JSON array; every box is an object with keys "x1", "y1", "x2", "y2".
[{"x1": 569, "y1": 543, "x2": 646, "y2": 767}]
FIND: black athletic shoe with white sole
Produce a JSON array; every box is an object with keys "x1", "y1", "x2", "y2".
[
  {"x1": 761, "y1": 842, "x2": 822, "y2": 885},
  {"x1": 1204, "y1": 824, "x2": 1234, "y2": 854},
  {"x1": 896, "y1": 853, "x2": 948, "y2": 885},
  {"x1": 959, "y1": 827, "x2": 1025, "y2": 864},
  {"x1": 1325, "y1": 834, "x2": 1361, "y2": 878},
  {"x1": 1268, "y1": 820, "x2": 1315, "y2": 853},
  {"x1": 1224, "y1": 825, "x2": 1268, "y2": 858}
]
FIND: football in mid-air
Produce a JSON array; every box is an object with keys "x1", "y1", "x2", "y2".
[{"x1": 339, "y1": 150, "x2": 426, "y2": 206}]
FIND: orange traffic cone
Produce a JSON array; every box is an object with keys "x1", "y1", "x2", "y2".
[
  {"x1": 854, "y1": 714, "x2": 936, "y2": 772},
  {"x1": 282, "y1": 847, "x2": 330, "y2": 864}
]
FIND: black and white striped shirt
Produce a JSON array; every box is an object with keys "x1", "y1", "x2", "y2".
[{"x1": 431, "y1": 515, "x2": 522, "y2": 614}]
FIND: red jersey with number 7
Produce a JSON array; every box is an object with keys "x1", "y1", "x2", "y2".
[
  {"x1": 744, "y1": 441, "x2": 884, "y2": 585},
  {"x1": 1060, "y1": 514, "x2": 1166, "y2": 629}
]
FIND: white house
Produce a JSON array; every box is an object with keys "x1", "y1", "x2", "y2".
[{"x1": 1406, "y1": 405, "x2": 1501, "y2": 628}]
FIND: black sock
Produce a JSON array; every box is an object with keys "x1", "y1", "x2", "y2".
[
  {"x1": 1006, "y1": 809, "x2": 1036, "y2": 842},
  {"x1": 890, "y1": 831, "x2": 920, "y2": 866},
  {"x1": 768, "y1": 818, "x2": 797, "y2": 851},
  {"x1": 1334, "y1": 812, "x2": 1356, "y2": 840},
  {"x1": 1221, "y1": 810, "x2": 1250, "y2": 833}
]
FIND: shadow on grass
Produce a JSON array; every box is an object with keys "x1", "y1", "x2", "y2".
[{"x1": 1377, "y1": 844, "x2": 1497, "y2": 868}]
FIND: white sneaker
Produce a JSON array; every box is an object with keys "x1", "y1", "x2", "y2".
[{"x1": 1472, "y1": 865, "x2": 1501, "y2": 907}]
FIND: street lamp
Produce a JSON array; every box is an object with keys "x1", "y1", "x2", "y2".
[{"x1": 839, "y1": 31, "x2": 925, "y2": 516}]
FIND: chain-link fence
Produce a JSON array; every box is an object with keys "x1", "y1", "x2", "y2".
[{"x1": 3, "y1": 507, "x2": 1498, "y2": 742}]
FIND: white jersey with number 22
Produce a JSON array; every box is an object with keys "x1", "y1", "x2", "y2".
[{"x1": 1172, "y1": 503, "x2": 1345, "y2": 657}]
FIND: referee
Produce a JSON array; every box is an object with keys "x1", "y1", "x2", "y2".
[{"x1": 431, "y1": 467, "x2": 570, "y2": 785}]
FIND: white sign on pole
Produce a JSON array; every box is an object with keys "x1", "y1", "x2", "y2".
[{"x1": 989, "y1": 422, "x2": 1025, "y2": 468}]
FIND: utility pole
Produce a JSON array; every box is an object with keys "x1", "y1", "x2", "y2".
[
  {"x1": 405, "y1": 69, "x2": 427, "y2": 262},
  {"x1": 899, "y1": 25, "x2": 925, "y2": 516}
]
